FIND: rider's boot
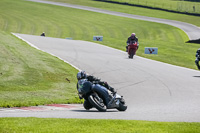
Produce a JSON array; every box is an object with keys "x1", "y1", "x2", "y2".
[{"x1": 126, "y1": 46, "x2": 128, "y2": 52}]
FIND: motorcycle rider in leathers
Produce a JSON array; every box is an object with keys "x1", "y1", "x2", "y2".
[
  {"x1": 195, "y1": 48, "x2": 200, "y2": 70},
  {"x1": 126, "y1": 33, "x2": 139, "y2": 52},
  {"x1": 76, "y1": 71, "x2": 116, "y2": 109}
]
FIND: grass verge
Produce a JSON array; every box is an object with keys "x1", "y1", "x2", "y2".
[
  {"x1": 0, "y1": 31, "x2": 80, "y2": 107},
  {"x1": 0, "y1": 118, "x2": 200, "y2": 133}
]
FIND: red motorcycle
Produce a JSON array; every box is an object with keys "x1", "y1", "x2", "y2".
[{"x1": 128, "y1": 41, "x2": 138, "y2": 58}]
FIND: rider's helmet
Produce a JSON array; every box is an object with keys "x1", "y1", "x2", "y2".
[
  {"x1": 77, "y1": 71, "x2": 87, "y2": 80},
  {"x1": 131, "y1": 33, "x2": 136, "y2": 39}
]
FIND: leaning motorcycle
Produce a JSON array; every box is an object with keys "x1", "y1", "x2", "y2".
[
  {"x1": 128, "y1": 41, "x2": 138, "y2": 59},
  {"x1": 78, "y1": 81, "x2": 127, "y2": 112}
]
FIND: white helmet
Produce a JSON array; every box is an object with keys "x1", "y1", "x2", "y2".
[{"x1": 131, "y1": 33, "x2": 136, "y2": 37}]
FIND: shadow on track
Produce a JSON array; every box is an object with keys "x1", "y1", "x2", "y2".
[
  {"x1": 71, "y1": 109, "x2": 118, "y2": 112},
  {"x1": 193, "y1": 75, "x2": 200, "y2": 78}
]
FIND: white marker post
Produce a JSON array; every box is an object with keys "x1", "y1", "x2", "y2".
[
  {"x1": 145, "y1": 47, "x2": 158, "y2": 54},
  {"x1": 93, "y1": 36, "x2": 103, "y2": 41}
]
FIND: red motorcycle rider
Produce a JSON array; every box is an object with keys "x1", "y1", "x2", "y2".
[{"x1": 126, "y1": 33, "x2": 139, "y2": 52}]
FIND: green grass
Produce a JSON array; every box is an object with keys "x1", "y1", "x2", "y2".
[
  {"x1": 0, "y1": 118, "x2": 200, "y2": 133},
  {"x1": 0, "y1": 31, "x2": 81, "y2": 107}
]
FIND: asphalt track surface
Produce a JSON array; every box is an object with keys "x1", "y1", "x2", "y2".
[
  {"x1": 1, "y1": 1, "x2": 200, "y2": 122},
  {"x1": 0, "y1": 33, "x2": 199, "y2": 122},
  {"x1": 26, "y1": 0, "x2": 200, "y2": 40}
]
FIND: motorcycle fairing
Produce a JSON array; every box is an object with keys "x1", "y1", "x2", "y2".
[{"x1": 92, "y1": 84, "x2": 109, "y2": 106}]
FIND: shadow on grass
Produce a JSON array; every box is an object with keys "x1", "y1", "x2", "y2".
[{"x1": 93, "y1": 0, "x2": 200, "y2": 17}]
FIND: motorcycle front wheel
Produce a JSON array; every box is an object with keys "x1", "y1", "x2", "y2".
[
  {"x1": 88, "y1": 94, "x2": 107, "y2": 112},
  {"x1": 129, "y1": 49, "x2": 134, "y2": 59},
  {"x1": 117, "y1": 102, "x2": 127, "y2": 111},
  {"x1": 83, "y1": 100, "x2": 93, "y2": 110}
]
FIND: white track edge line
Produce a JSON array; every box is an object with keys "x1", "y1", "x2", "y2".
[{"x1": 12, "y1": 33, "x2": 81, "y2": 72}]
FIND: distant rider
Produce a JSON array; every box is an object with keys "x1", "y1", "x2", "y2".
[
  {"x1": 126, "y1": 33, "x2": 139, "y2": 52},
  {"x1": 40, "y1": 32, "x2": 45, "y2": 37},
  {"x1": 195, "y1": 48, "x2": 200, "y2": 70}
]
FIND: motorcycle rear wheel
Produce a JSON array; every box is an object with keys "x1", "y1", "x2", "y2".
[{"x1": 88, "y1": 94, "x2": 107, "y2": 112}]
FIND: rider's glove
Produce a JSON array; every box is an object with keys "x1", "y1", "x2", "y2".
[{"x1": 103, "y1": 81, "x2": 108, "y2": 85}]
